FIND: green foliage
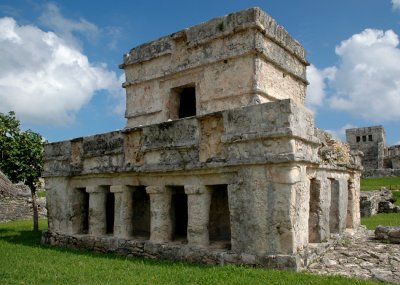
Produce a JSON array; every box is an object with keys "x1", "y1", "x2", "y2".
[
  {"x1": 0, "y1": 220, "x2": 387, "y2": 285},
  {"x1": 361, "y1": 176, "x2": 400, "y2": 191},
  {"x1": 0, "y1": 111, "x2": 44, "y2": 191},
  {"x1": 361, "y1": 213, "x2": 400, "y2": 230}
]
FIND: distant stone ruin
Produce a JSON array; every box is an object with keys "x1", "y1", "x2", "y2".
[
  {"x1": 0, "y1": 170, "x2": 46, "y2": 222},
  {"x1": 346, "y1": 126, "x2": 400, "y2": 177},
  {"x1": 41, "y1": 7, "x2": 362, "y2": 271}
]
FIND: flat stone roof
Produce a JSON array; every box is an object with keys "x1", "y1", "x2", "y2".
[{"x1": 120, "y1": 7, "x2": 307, "y2": 68}]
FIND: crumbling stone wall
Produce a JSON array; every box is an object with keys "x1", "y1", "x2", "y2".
[
  {"x1": 346, "y1": 126, "x2": 385, "y2": 171},
  {"x1": 0, "y1": 171, "x2": 47, "y2": 222},
  {"x1": 346, "y1": 126, "x2": 400, "y2": 175}
]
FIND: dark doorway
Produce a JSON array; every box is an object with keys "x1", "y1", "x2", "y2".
[
  {"x1": 170, "y1": 186, "x2": 188, "y2": 240},
  {"x1": 308, "y1": 179, "x2": 321, "y2": 243},
  {"x1": 132, "y1": 186, "x2": 150, "y2": 238},
  {"x1": 106, "y1": 192, "x2": 115, "y2": 234},
  {"x1": 209, "y1": 185, "x2": 231, "y2": 242},
  {"x1": 329, "y1": 179, "x2": 340, "y2": 234},
  {"x1": 178, "y1": 87, "x2": 196, "y2": 118},
  {"x1": 74, "y1": 188, "x2": 89, "y2": 234}
]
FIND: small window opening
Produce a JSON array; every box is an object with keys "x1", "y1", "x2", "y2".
[
  {"x1": 106, "y1": 192, "x2": 115, "y2": 234},
  {"x1": 362, "y1": 135, "x2": 367, "y2": 142},
  {"x1": 170, "y1": 186, "x2": 188, "y2": 241},
  {"x1": 132, "y1": 186, "x2": 150, "y2": 239},
  {"x1": 368, "y1": 135, "x2": 373, "y2": 141},
  {"x1": 356, "y1": 136, "x2": 360, "y2": 142},
  {"x1": 178, "y1": 87, "x2": 196, "y2": 118}
]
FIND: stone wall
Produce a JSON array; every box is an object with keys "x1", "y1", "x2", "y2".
[
  {"x1": 43, "y1": 100, "x2": 362, "y2": 271},
  {"x1": 0, "y1": 170, "x2": 47, "y2": 222},
  {"x1": 360, "y1": 189, "x2": 399, "y2": 217}
]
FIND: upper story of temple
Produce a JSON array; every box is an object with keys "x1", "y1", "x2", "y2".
[{"x1": 119, "y1": 7, "x2": 309, "y2": 129}]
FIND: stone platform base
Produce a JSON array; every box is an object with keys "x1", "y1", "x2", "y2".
[{"x1": 41, "y1": 231, "x2": 302, "y2": 271}]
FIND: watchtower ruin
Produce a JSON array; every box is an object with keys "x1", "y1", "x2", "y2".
[{"x1": 42, "y1": 7, "x2": 362, "y2": 270}]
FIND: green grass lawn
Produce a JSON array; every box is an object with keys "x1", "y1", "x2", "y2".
[
  {"x1": 360, "y1": 176, "x2": 400, "y2": 229},
  {"x1": 361, "y1": 213, "x2": 400, "y2": 230},
  {"x1": 0, "y1": 220, "x2": 386, "y2": 285},
  {"x1": 361, "y1": 176, "x2": 400, "y2": 191}
]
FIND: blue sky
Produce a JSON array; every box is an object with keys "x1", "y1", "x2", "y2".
[{"x1": 0, "y1": 0, "x2": 399, "y2": 144}]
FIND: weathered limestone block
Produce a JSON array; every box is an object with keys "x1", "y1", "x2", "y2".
[
  {"x1": 146, "y1": 186, "x2": 172, "y2": 243},
  {"x1": 228, "y1": 166, "x2": 269, "y2": 255},
  {"x1": 375, "y1": 226, "x2": 400, "y2": 244},
  {"x1": 346, "y1": 174, "x2": 361, "y2": 229},
  {"x1": 329, "y1": 178, "x2": 349, "y2": 234},
  {"x1": 360, "y1": 188, "x2": 398, "y2": 217},
  {"x1": 199, "y1": 115, "x2": 224, "y2": 163},
  {"x1": 111, "y1": 185, "x2": 134, "y2": 238},
  {"x1": 123, "y1": 130, "x2": 144, "y2": 166},
  {"x1": 45, "y1": 177, "x2": 71, "y2": 233},
  {"x1": 184, "y1": 185, "x2": 211, "y2": 246},
  {"x1": 87, "y1": 186, "x2": 108, "y2": 236}
]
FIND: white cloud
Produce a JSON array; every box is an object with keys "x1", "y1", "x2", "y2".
[
  {"x1": 306, "y1": 65, "x2": 336, "y2": 110},
  {"x1": 0, "y1": 17, "x2": 122, "y2": 125},
  {"x1": 392, "y1": 0, "x2": 400, "y2": 10},
  {"x1": 39, "y1": 3, "x2": 98, "y2": 49},
  {"x1": 327, "y1": 29, "x2": 400, "y2": 122},
  {"x1": 326, "y1": 123, "x2": 356, "y2": 141}
]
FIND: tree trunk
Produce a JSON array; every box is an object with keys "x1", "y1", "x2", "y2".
[{"x1": 31, "y1": 187, "x2": 39, "y2": 232}]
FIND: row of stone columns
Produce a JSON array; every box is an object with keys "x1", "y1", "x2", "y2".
[
  {"x1": 308, "y1": 177, "x2": 358, "y2": 243},
  {"x1": 81, "y1": 184, "x2": 216, "y2": 247}
]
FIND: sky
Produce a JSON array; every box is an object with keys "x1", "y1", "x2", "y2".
[{"x1": 0, "y1": 0, "x2": 399, "y2": 145}]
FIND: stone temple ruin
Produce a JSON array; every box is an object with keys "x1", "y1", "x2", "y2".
[
  {"x1": 42, "y1": 7, "x2": 362, "y2": 270},
  {"x1": 346, "y1": 126, "x2": 400, "y2": 176}
]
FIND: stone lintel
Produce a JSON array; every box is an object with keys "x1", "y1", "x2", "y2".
[
  {"x1": 146, "y1": 185, "x2": 166, "y2": 195},
  {"x1": 267, "y1": 164, "x2": 302, "y2": 185},
  {"x1": 110, "y1": 185, "x2": 134, "y2": 193},
  {"x1": 184, "y1": 185, "x2": 209, "y2": 195},
  {"x1": 86, "y1": 185, "x2": 108, "y2": 193}
]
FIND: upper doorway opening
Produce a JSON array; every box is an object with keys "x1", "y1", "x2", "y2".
[{"x1": 169, "y1": 85, "x2": 196, "y2": 120}]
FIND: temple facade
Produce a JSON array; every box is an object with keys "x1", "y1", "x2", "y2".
[{"x1": 42, "y1": 7, "x2": 362, "y2": 270}]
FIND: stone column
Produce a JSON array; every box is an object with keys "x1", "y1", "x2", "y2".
[
  {"x1": 266, "y1": 164, "x2": 305, "y2": 255},
  {"x1": 146, "y1": 186, "x2": 172, "y2": 243},
  {"x1": 329, "y1": 179, "x2": 349, "y2": 234},
  {"x1": 184, "y1": 185, "x2": 211, "y2": 247},
  {"x1": 111, "y1": 185, "x2": 134, "y2": 238},
  {"x1": 346, "y1": 175, "x2": 361, "y2": 229},
  {"x1": 86, "y1": 185, "x2": 108, "y2": 236}
]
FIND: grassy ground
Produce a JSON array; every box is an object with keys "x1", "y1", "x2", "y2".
[
  {"x1": 0, "y1": 220, "x2": 386, "y2": 285},
  {"x1": 361, "y1": 176, "x2": 400, "y2": 191},
  {"x1": 361, "y1": 213, "x2": 400, "y2": 230},
  {"x1": 360, "y1": 176, "x2": 400, "y2": 229}
]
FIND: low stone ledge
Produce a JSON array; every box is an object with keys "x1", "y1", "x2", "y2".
[
  {"x1": 41, "y1": 231, "x2": 304, "y2": 271},
  {"x1": 375, "y1": 226, "x2": 400, "y2": 244}
]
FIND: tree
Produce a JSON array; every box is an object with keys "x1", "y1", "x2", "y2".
[{"x1": 0, "y1": 111, "x2": 44, "y2": 231}]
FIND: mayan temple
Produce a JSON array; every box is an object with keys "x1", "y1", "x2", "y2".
[{"x1": 42, "y1": 7, "x2": 362, "y2": 270}]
